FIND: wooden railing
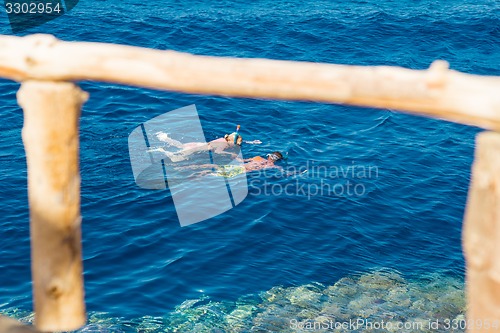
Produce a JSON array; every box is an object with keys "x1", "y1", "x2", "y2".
[{"x1": 1, "y1": 33, "x2": 499, "y2": 332}]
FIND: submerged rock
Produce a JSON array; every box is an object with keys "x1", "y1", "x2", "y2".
[
  {"x1": 225, "y1": 304, "x2": 255, "y2": 328},
  {"x1": 287, "y1": 285, "x2": 323, "y2": 309},
  {"x1": 1, "y1": 270, "x2": 466, "y2": 333}
]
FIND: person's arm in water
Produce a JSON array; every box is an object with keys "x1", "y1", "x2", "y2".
[{"x1": 244, "y1": 140, "x2": 262, "y2": 144}]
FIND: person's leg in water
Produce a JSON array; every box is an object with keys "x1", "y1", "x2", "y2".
[
  {"x1": 154, "y1": 132, "x2": 208, "y2": 162},
  {"x1": 156, "y1": 132, "x2": 185, "y2": 149},
  {"x1": 146, "y1": 147, "x2": 186, "y2": 162},
  {"x1": 156, "y1": 132, "x2": 208, "y2": 150}
]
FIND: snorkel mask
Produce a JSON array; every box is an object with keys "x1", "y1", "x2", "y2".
[
  {"x1": 266, "y1": 153, "x2": 281, "y2": 162},
  {"x1": 224, "y1": 125, "x2": 241, "y2": 146}
]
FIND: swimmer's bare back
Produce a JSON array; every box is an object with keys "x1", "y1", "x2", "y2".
[
  {"x1": 181, "y1": 137, "x2": 226, "y2": 151},
  {"x1": 182, "y1": 142, "x2": 208, "y2": 150},
  {"x1": 175, "y1": 137, "x2": 232, "y2": 155},
  {"x1": 243, "y1": 156, "x2": 277, "y2": 172}
]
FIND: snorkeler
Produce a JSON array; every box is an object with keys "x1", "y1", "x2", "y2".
[
  {"x1": 151, "y1": 125, "x2": 245, "y2": 162},
  {"x1": 176, "y1": 151, "x2": 284, "y2": 178},
  {"x1": 241, "y1": 151, "x2": 283, "y2": 172}
]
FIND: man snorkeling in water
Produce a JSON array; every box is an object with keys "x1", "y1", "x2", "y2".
[
  {"x1": 241, "y1": 151, "x2": 283, "y2": 172},
  {"x1": 179, "y1": 151, "x2": 285, "y2": 178}
]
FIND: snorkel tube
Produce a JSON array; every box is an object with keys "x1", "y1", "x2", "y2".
[{"x1": 234, "y1": 124, "x2": 241, "y2": 145}]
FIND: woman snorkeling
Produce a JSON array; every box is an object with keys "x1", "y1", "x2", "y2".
[{"x1": 151, "y1": 125, "x2": 245, "y2": 162}]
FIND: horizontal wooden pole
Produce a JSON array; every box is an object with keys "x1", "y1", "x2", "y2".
[{"x1": 0, "y1": 34, "x2": 499, "y2": 130}]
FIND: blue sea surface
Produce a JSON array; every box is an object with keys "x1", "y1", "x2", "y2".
[{"x1": 0, "y1": 0, "x2": 499, "y2": 331}]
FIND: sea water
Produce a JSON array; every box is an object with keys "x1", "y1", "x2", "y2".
[{"x1": 0, "y1": 0, "x2": 498, "y2": 332}]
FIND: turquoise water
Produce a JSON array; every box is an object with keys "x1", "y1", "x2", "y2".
[{"x1": 1, "y1": 0, "x2": 499, "y2": 331}]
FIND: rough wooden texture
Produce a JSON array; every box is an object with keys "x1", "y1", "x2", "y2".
[
  {"x1": 463, "y1": 131, "x2": 500, "y2": 332},
  {"x1": 0, "y1": 34, "x2": 499, "y2": 130},
  {"x1": 18, "y1": 81, "x2": 88, "y2": 332}
]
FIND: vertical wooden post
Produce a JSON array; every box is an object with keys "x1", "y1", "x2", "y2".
[
  {"x1": 463, "y1": 131, "x2": 500, "y2": 332},
  {"x1": 18, "y1": 81, "x2": 88, "y2": 332}
]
